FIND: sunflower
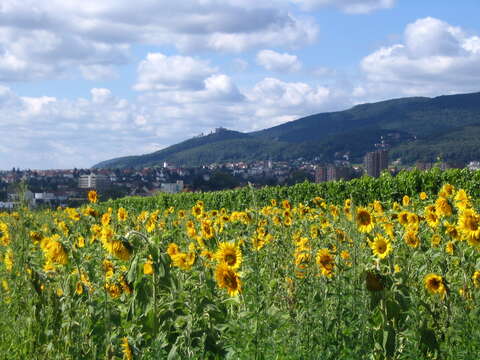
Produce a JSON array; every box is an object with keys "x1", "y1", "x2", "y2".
[
  {"x1": 117, "y1": 207, "x2": 128, "y2": 222},
  {"x1": 383, "y1": 223, "x2": 395, "y2": 239},
  {"x1": 424, "y1": 273, "x2": 446, "y2": 297},
  {"x1": 75, "y1": 281, "x2": 84, "y2": 295},
  {"x1": 373, "y1": 200, "x2": 383, "y2": 215},
  {"x1": 107, "y1": 241, "x2": 132, "y2": 261},
  {"x1": 430, "y1": 234, "x2": 441, "y2": 247},
  {"x1": 356, "y1": 207, "x2": 374, "y2": 233},
  {"x1": 101, "y1": 212, "x2": 111, "y2": 226},
  {"x1": 167, "y1": 243, "x2": 179, "y2": 257},
  {"x1": 4, "y1": 249, "x2": 13, "y2": 271},
  {"x1": 201, "y1": 221, "x2": 215, "y2": 239},
  {"x1": 435, "y1": 197, "x2": 452, "y2": 217},
  {"x1": 398, "y1": 211, "x2": 410, "y2": 226},
  {"x1": 365, "y1": 271, "x2": 384, "y2": 292},
  {"x1": 171, "y1": 252, "x2": 195, "y2": 270},
  {"x1": 106, "y1": 283, "x2": 122, "y2": 298},
  {"x1": 282, "y1": 199, "x2": 291, "y2": 210},
  {"x1": 402, "y1": 195, "x2": 410, "y2": 207},
  {"x1": 316, "y1": 248, "x2": 335, "y2": 277},
  {"x1": 425, "y1": 210, "x2": 440, "y2": 229},
  {"x1": 272, "y1": 216, "x2": 282, "y2": 226},
  {"x1": 445, "y1": 241, "x2": 454, "y2": 255},
  {"x1": 454, "y1": 189, "x2": 470, "y2": 210},
  {"x1": 329, "y1": 205, "x2": 339, "y2": 218},
  {"x1": 407, "y1": 213, "x2": 419, "y2": 226},
  {"x1": 369, "y1": 234, "x2": 392, "y2": 259},
  {"x1": 284, "y1": 216, "x2": 293, "y2": 227},
  {"x1": 340, "y1": 250, "x2": 350, "y2": 261},
  {"x1": 87, "y1": 190, "x2": 98, "y2": 203},
  {"x1": 420, "y1": 192, "x2": 428, "y2": 200},
  {"x1": 143, "y1": 256, "x2": 154, "y2": 275},
  {"x1": 439, "y1": 183, "x2": 455, "y2": 198},
  {"x1": 472, "y1": 270, "x2": 480, "y2": 288},
  {"x1": 177, "y1": 210, "x2": 186, "y2": 219},
  {"x1": 121, "y1": 337, "x2": 133, "y2": 360},
  {"x1": 404, "y1": 229, "x2": 420, "y2": 248},
  {"x1": 44, "y1": 240, "x2": 68, "y2": 265},
  {"x1": 103, "y1": 259, "x2": 114, "y2": 279},
  {"x1": 192, "y1": 204, "x2": 203, "y2": 218},
  {"x1": 215, "y1": 242, "x2": 242, "y2": 270},
  {"x1": 215, "y1": 263, "x2": 241, "y2": 296},
  {"x1": 252, "y1": 235, "x2": 266, "y2": 251},
  {"x1": 444, "y1": 221, "x2": 460, "y2": 240},
  {"x1": 458, "y1": 209, "x2": 480, "y2": 246},
  {"x1": 310, "y1": 225, "x2": 320, "y2": 239}
]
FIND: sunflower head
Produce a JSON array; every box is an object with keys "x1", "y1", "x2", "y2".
[
  {"x1": 425, "y1": 210, "x2": 439, "y2": 228},
  {"x1": 458, "y1": 209, "x2": 480, "y2": 245},
  {"x1": 430, "y1": 234, "x2": 441, "y2": 247},
  {"x1": 215, "y1": 263, "x2": 241, "y2": 296},
  {"x1": 435, "y1": 197, "x2": 453, "y2": 217},
  {"x1": 369, "y1": 234, "x2": 392, "y2": 259},
  {"x1": 439, "y1": 183, "x2": 455, "y2": 198},
  {"x1": 215, "y1": 242, "x2": 242, "y2": 270},
  {"x1": 424, "y1": 273, "x2": 446, "y2": 297},
  {"x1": 365, "y1": 271, "x2": 384, "y2": 292},
  {"x1": 404, "y1": 229, "x2": 420, "y2": 248},
  {"x1": 373, "y1": 200, "x2": 383, "y2": 215},
  {"x1": 356, "y1": 207, "x2": 374, "y2": 233},
  {"x1": 117, "y1": 207, "x2": 128, "y2": 222},
  {"x1": 472, "y1": 271, "x2": 480, "y2": 288},
  {"x1": 316, "y1": 248, "x2": 335, "y2": 277},
  {"x1": 87, "y1": 190, "x2": 98, "y2": 204},
  {"x1": 398, "y1": 211, "x2": 410, "y2": 226}
]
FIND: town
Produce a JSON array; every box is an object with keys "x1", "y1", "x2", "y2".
[{"x1": 1, "y1": 150, "x2": 478, "y2": 210}]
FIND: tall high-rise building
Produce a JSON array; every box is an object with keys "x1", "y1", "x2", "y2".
[
  {"x1": 315, "y1": 165, "x2": 353, "y2": 182},
  {"x1": 315, "y1": 166, "x2": 328, "y2": 183},
  {"x1": 364, "y1": 150, "x2": 388, "y2": 177}
]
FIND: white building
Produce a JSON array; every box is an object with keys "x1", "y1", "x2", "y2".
[{"x1": 78, "y1": 174, "x2": 110, "y2": 189}]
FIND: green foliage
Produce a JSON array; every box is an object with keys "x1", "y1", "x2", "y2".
[
  {"x1": 4, "y1": 168, "x2": 480, "y2": 359},
  {"x1": 103, "y1": 168, "x2": 480, "y2": 212}
]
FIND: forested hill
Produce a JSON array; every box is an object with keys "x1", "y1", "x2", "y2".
[{"x1": 93, "y1": 91, "x2": 480, "y2": 169}]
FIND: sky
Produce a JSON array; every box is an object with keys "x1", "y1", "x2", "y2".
[{"x1": 1, "y1": 0, "x2": 479, "y2": 170}]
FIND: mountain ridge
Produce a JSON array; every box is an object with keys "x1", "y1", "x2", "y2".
[{"x1": 93, "y1": 91, "x2": 480, "y2": 169}]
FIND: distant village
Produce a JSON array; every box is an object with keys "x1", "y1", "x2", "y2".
[{"x1": 1, "y1": 151, "x2": 479, "y2": 210}]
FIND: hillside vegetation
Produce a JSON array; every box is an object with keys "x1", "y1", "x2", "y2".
[{"x1": 94, "y1": 91, "x2": 480, "y2": 168}]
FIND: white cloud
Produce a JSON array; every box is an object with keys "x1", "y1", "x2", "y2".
[
  {"x1": 291, "y1": 0, "x2": 395, "y2": 13},
  {"x1": 359, "y1": 17, "x2": 480, "y2": 98},
  {"x1": 232, "y1": 58, "x2": 248, "y2": 72},
  {"x1": 256, "y1": 49, "x2": 302, "y2": 72},
  {"x1": 80, "y1": 64, "x2": 118, "y2": 81},
  {"x1": 0, "y1": 73, "x2": 352, "y2": 168},
  {"x1": 133, "y1": 53, "x2": 217, "y2": 92},
  {"x1": 90, "y1": 88, "x2": 113, "y2": 104},
  {"x1": 247, "y1": 77, "x2": 349, "y2": 128},
  {"x1": 0, "y1": 1, "x2": 319, "y2": 82},
  {"x1": 0, "y1": 24, "x2": 130, "y2": 81}
]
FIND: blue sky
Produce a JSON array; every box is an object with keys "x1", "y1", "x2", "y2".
[{"x1": 1, "y1": 0, "x2": 479, "y2": 169}]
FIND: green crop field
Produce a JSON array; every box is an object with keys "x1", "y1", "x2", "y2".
[{"x1": 1, "y1": 169, "x2": 480, "y2": 359}]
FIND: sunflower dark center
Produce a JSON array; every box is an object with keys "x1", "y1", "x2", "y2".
[{"x1": 225, "y1": 253, "x2": 236, "y2": 265}]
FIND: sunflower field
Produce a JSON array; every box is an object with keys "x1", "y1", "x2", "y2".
[{"x1": 1, "y1": 179, "x2": 480, "y2": 359}]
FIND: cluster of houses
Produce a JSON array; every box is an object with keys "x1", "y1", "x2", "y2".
[{"x1": 2, "y1": 154, "x2": 479, "y2": 210}]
